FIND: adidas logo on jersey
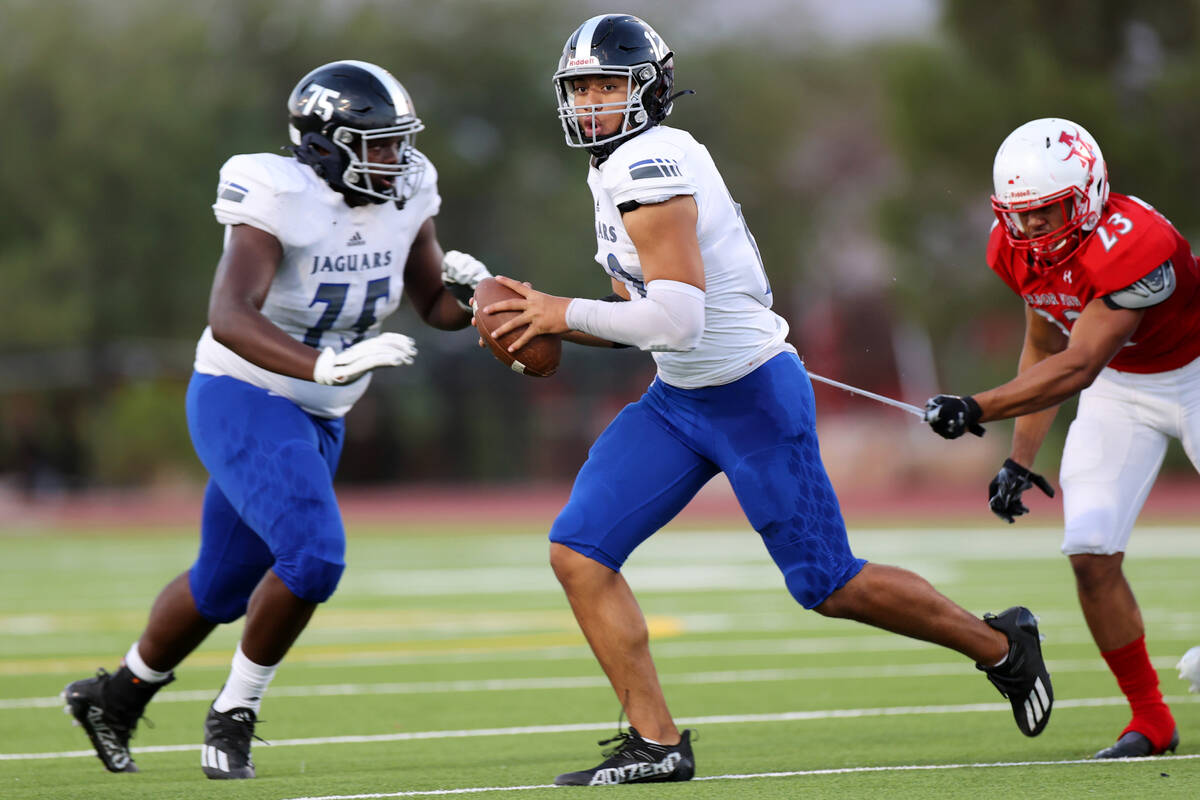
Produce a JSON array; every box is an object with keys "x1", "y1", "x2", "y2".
[{"x1": 346, "y1": 231, "x2": 366, "y2": 247}]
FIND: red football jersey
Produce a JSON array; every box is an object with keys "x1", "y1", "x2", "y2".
[{"x1": 988, "y1": 192, "x2": 1200, "y2": 373}]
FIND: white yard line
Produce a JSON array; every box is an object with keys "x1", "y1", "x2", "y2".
[
  {"x1": 2, "y1": 656, "x2": 1188, "y2": 710},
  {"x1": 4, "y1": 695, "x2": 1193, "y2": 762},
  {"x1": 275, "y1": 752, "x2": 1200, "y2": 799}
]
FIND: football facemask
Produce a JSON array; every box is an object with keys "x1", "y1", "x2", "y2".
[
  {"x1": 326, "y1": 123, "x2": 426, "y2": 204},
  {"x1": 992, "y1": 191, "x2": 1084, "y2": 266}
]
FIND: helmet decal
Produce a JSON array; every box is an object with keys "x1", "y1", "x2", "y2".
[
  {"x1": 1059, "y1": 129, "x2": 1096, "y2": 173},
  {"x1": 296, "y1": 84, "x2": 341, "y2": 121},
  {"x1": 641, "y1": 28, "x2": 670, "y2": 62},
  {"x1": 571, "y1": 15, "x2": 607, "y2": 63}
]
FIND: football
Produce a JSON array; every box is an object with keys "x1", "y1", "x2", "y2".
[{"x1": 472, "y1": 277, "x2": 562, "y2": 377}]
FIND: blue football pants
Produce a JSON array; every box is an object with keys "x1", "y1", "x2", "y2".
[
  {"x1": 185, "y1": 373, "x2": 347, "y2": 623},
  {"x1": 550, "y1": 352, "x2": 865, "y2": 608}
]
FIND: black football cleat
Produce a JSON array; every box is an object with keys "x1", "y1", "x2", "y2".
[
  {"x1": 977, "y1": 606, "x2": 1053, "y2": 737},
  {"x1": 1094, "y1": 728, "x2": 1179, "y2": 759},
  {"x1": 62, "y1": 666, "x2": 172, "y2": 773},
  {"x1": 555, "y1": 727, "x2": 695, "y2": 786},
  {"x1": 201, "y1": 706, "x2": 260, "y2": 779}
]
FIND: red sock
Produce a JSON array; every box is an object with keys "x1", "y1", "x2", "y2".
[{"x1": 1101, "y1": 635, "x2": 1176, "y2": 750}]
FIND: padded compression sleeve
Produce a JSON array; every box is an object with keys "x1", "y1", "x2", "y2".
[{"x1": 565, "y1": 279, "x2": 705, "y2": 352}]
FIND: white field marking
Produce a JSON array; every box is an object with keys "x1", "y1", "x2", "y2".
[
  {"x1": 338, "y1": 527, "x2": 1200, "y2": 597},
  {"x1": 288, "y1": 617, "x2": 1200, "y2": 668},
  {"x1": 8, "y1": 695, "x2": 1196, "y2": 762},
  {"x1": 8, "y1": 605, "x2": 1198, "y2": 641},
  {"x1": 275, "y1": 753, "x2": 1200, "y2": 800},
  {"x1": 630, "y1": 526, "x2": 1200, "y2": 562},
  {"x1": 344, "y1": 558, "x2": 947, "y2": 598},
  {"x1": 213, "y1": 615, "x2": 1200, "y2": 669},
  {"x1": 3, "y1": 655, "x2": 1189, "y2": 711},
  {"x1": 622, "y1": 527, "x2": 1200, "y2": 561},
  {"x1": 11, "y1": 612, "x2": 1197, "y2": 675},
  {"x1": 283, "y1": 785, "x2": 556, "y2": 799}
]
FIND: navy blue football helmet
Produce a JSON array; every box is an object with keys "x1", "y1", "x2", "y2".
[
  {"x1": 553, "y1": 15, "x2": 678, "y2": 156},
  {"x1": 287, "y1": 60, "x2": 425, "y2": 205}
]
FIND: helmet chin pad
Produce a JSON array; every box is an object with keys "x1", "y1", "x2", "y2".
[{"x1": 289, "y1": 131, "x2": 381, "y2": 206}]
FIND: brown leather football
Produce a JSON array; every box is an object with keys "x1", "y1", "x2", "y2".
[{"x1": 473, "y1": 277, "x2": 562, "y2": 377}]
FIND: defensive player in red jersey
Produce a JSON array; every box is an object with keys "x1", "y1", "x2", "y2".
[{"x1": 924, "y1": 118, "x2": 1200, "y2": 758}]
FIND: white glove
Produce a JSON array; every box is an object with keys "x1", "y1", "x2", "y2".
[
  {"x1": 312, "y1": 333, "x2": 417, "y2": 385},
  {"x1": 441, "y1": 250, "x2": 492, "y2": 289},
  {"x1": 1179, "y1": 646, "x2": 1200, "y2": 693}
]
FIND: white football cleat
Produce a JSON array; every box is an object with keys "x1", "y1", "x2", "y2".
[{"x1": 1178, "y1": 646, "x2": 1200, "y2": 693}]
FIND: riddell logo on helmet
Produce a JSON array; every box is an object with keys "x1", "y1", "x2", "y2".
[{"x1": 568, "y1": 57, "x2": 600, "y2": 67}]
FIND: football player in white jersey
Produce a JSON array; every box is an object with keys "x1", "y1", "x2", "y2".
[
  {"x1": 62, "y1": 60, "x2": 493, "y2": 779},
  {"x1": 478, "y1": 15, "x2": 1055, "y2": 785}
]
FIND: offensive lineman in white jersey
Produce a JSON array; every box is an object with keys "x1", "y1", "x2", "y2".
[
  {"x1": 62, "y1": 60, "x2": 493, "y2": 780},
  {"x1": 478, "y1": 15, "x2": 1055, "y2": 785}
]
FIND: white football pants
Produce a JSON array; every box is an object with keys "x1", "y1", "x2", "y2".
[{"x1": 1060, "y1": 355, "x2": 1200, "y2": 555}]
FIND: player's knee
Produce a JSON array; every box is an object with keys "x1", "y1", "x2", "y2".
[
  {"x1": 273, "y1": 553, "x2": 345, "y2": 603},
  {"x1": 549, "y1": 541, "x2": 603, "y2": 588},
  {"x1": 813, "y1": 588, "x2": 849, "y2": 619},
  {"x1": 781, "y1": 553, "x2": 869, "y2": 613},
  {"x1": 1068, "y1": 552, "x2": 1124, "y2": 591},
  {"x1": 193, "y1": 593, "x2": 251, "y2": 625},
  {"x1": 189, "y1": 564, "x2": 265, "y2": 624},
  {"x1": 549, "y1": 541, "x2": 573, "y2": 582},
  {"x1": 810, "y1": 571, "x2": 860, "y2": 618},
  {"x1": 548, "y1": 507, "x2": 614, "y2": 582}
]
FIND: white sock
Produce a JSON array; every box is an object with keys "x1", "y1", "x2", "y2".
[
  {"x1": 212, "y1": 644, "x2": 278, "y2": 714},
  {"x1": 640, "y1": 735, "x2": 664, "y2": 745},
  {"x1": 123, "y1": 642, "x2": 173, "y2": 683}
]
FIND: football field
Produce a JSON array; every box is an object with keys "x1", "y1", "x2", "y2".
[{"x1": 2, "y1": 519, "x2": 1198, "y2": 799}]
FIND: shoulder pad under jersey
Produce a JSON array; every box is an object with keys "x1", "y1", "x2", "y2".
[{"x1": 1103, "y1": 260, "x2": 1177, "y2": 309}]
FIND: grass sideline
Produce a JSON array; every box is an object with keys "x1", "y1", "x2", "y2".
[{"x1": 1, "y1": 522, "x2": 1198, "y2": 799}]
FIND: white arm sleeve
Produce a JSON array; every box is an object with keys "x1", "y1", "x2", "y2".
[{"x1": 565, "y1": 279, "x2": 705, "y2": 352}]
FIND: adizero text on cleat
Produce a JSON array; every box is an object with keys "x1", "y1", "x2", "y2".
[
  {"x1": 978, "y1": 606, "x2": 1053, "y2": 737},
  {"x1": 1094, "y1": 728, "x2": 1180, "y2": 759},
  {"x1": 555, "y1": 727, "x2": 694, "y2": 786},
  {"x1": 62, "y1": 666, "x2": 171, "y2": 773},
  {"x1": 201, "y1": 706, "x2": 260, "y2": 779}
]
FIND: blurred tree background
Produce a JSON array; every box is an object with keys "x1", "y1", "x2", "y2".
[{"x1": 1, "y1": 0, "x2": 1197, "y2": 495}]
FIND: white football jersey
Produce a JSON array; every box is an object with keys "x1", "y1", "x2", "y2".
[
  {"x1": 588, "y1": 126, "x2": 792, "y2": 388},
  {"x1": 195, "y1": 151, "x2": 440, "y2": 417}
]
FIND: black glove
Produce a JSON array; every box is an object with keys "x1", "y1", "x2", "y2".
[
  {"x1": 923, "y1": 394, "x2": 985, "y2": 439},
  {"x1": 988, "y1": 458, "x2": 1055, "y2": 523}
]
